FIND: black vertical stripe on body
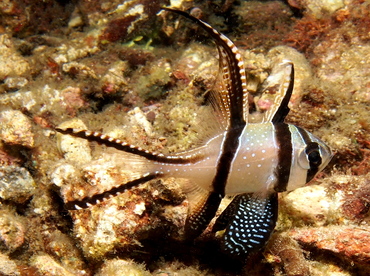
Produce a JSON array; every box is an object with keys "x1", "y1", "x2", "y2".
[
  {"x1": 184, "y1": 126, "x2": 244, "y2": 238},
  {"x1": 211, "y1": 126, "x2": 245, "y2": 196},
  {"x1": 187, "y1": 125, "x2": 244, "y2": 238},
  {"x1": 162, "y1": 9, "x2": 248, "y2": 198},
  {"x1": 162, "y1": 8, "x2": 249, "y2": 239},
  {"x1": 274, "y1": 123, "x2": 293, "y2": 192}
]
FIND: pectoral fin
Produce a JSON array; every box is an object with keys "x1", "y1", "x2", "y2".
[{"x1": 214, "y1": 193, "x2": 278, "y2": 258}]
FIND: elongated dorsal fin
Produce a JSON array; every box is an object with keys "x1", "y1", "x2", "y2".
[{"x1": 163, "y1": 7, "x2": 248, "y2": 129}]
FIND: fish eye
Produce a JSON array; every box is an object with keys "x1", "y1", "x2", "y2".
[
  {"x1": 307, "y1": 148, "x2": 321, "y2": 166},
  {"x1": 305, "y1": 142, "x2": 322, "y2": 168},
  {"x1": 298, "y1": 142, "x2": 322, "y2": 170}
]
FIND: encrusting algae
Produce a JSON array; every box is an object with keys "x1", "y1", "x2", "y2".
[{"x1": 0, "y1": 0, "x2": 369, "y2": 275}]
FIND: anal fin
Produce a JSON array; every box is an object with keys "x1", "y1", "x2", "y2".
[
  {"x1": 214, "y1": 193, "x2": 278, "y2": 258},
  {"x1": 184, "y1": 184, "x2": 222, "y2": 240}
]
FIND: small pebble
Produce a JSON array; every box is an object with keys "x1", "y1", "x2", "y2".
[
  {"x1": 0, "y1": 110, "x2": 34, "y2": 148},
  {"x1": 56, "y1": 119, "x2": 92, "y2": 166},
  {"x1": 96, "y1": 259, "x2": 150, "y2": 276},
  {"x1": 0, "y1": 253, "x2": 20, "y2": 276},
  {"x1": 31, "y1": 254, "x2": 76, "y2": 276},
  {"x1": 0, "y1": 210, "x2": 25, "y2": 253},
  {"x1": 0, "y1": 166, "x2": 36, "y2": 204}
]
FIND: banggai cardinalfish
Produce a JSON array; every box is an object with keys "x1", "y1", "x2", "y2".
[{"x1": 56, "y1": 8, "x2": 333, "y2": 259}]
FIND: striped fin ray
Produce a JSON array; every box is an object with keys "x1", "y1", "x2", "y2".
[
  {"x1": 163, "y1": 8, "x2": 248, "y2": 128},
  {"x1": 55, "y1": 127, "x2": 203, "y2": 164},
  {"x1": 65, "y1": 172, "x2": 160, "y2": 210},
  {"x1": 216, "y1": 43, "x2": 248, "y2": 128},
  {"x1": 213, "y1": 193, "x2": 278, "y2": 258},
  {"x1": 260, "y1": 60, "x2": 294, "y2": 123}
]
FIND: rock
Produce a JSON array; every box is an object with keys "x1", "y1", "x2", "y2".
[
  {"x1": 56, "y1": 119, "x2": 92, "y2": 166},
  {"x1": 281, "y1": 184, "x2": 337, "y2": 226},
  {"x1": 0, "y1": 166, "x2": 36, "y2": 204},
  {"x1": 3, "y1": 77, "x2": 28, "y2": 91},
  {"x1": 314, "y1": 40, "x2": 370, "y2": 104},
  {"x1": 67, "y1": 177, "x2": 185, "y2": 259},
  {"x1": 0, "y1": 253, "x2": 20, "y2": 276},
  {"x1": 280, "y1": 174, "x2": 370, "y2": 227},
  {"x1": 96, "y1": 259, "x2": 150, "y2": 276},
  {"x1": 290, "y1": 225, "x2": 370, "y2": 266},
  {"x1": 267, "y1": 46, "x2": 312, "y2": 107},
  {"x1": 0, "y1": 209, "x2": 25, "y2": 253},
  {"x1": 98, "y1": 0, "x2": 166, "y2": 43},
  {"x1": 31, "y1": 254, "x2": 76, "y2": 276},
  {"x1": 0, "y1": 34, "x2": 30, "y2": 80},
  {"x1": 287, "y1": 0, "x2": 345, "y2": 18},
  {"x1": 0, "y1": 110, "x2": 34, "y2": 148},
  {"x1": 151, "y1": 260, "x2": 210, "y2": 276},
  {"x1": 44, "y1": 229, "x2": 89, "y2": 275},
  {"x1": 53, "y1": 120, "x2": 187, "y2": 259},
  {"x1": 267, "y1": 232, "x2": 310, "y2": 276}
]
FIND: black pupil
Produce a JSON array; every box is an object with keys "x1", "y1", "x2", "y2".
[
  {"x1": 305, "y1": 142, "x2": 322, "y2": 167},
  {"x1": 309, "y1": 150, "x2": 320, "y2": 162}
]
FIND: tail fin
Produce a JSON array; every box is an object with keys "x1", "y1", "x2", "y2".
[{"x1": 55, "y1": 127, "x2": 165, "y2": 210}]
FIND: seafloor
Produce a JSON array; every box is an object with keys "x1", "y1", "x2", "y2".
[{"x1": 0, "y1": 0, "x2": 369, "y2": 275}]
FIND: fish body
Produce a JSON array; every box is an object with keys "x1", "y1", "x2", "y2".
[
  {"x1": 148, "y1": 122, "x2": 330, "y2": 196},
  {"x1": 56, "y1": 8, "x2": 333, "y2": 259}
]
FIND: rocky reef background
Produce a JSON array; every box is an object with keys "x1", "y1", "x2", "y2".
[{"x1": 0, "y1": 0, "x2": 369, "y2": 275}]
